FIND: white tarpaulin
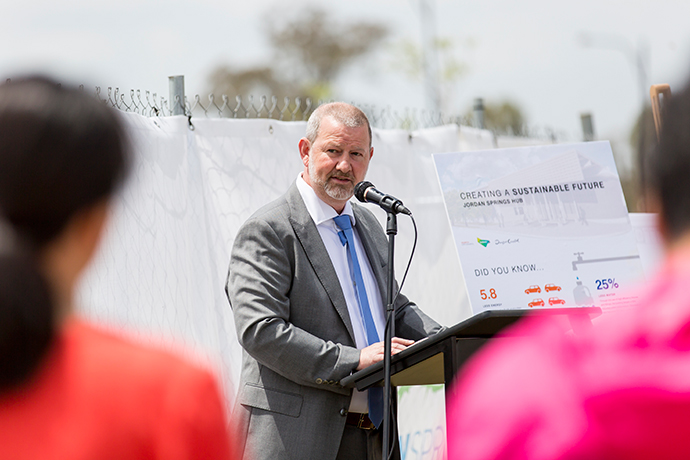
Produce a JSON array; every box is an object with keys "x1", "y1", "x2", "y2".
[
  {"x1": 77, "y1": 113, "x2": 491, "y2": 399},
  {"x1": 75, "y1": 112, "x2": 654, "y2": 459}
]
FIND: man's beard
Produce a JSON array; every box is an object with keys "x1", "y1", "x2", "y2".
[{"x1": 309, "y1": 161, "x2": 355, "y2": 201}]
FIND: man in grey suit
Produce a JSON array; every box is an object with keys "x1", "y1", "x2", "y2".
[{"x1": 226, "y1": 102, "x2": 441, "y2": 460}]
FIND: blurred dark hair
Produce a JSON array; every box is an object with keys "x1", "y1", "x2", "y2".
[
  {"x1": 646, "y1": 83, "x2": 690, "y2": 241},
  {"x1": 0, "y1": 76, "x2": 130, "y2": 389}
]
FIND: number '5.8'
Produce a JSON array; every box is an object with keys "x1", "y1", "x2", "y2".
[{"x1": 480, "y1": 288, "x2": 497, "y2": 300}]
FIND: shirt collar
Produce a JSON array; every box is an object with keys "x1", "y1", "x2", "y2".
[{"x1": 296, "y1": 173, "x2": 356, "y2": 228}]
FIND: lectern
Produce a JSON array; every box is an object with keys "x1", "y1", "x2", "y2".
[{"x1": 340, "y1": 307, "x2": 601, "y2": 446}]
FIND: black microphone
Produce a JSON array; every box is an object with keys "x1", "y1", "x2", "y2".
[{"x1": 354, "y1": 181, "x2": 412, "y2": 215}]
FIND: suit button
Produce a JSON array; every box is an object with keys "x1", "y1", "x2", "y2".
[
  {"x1": 339, "y1": 408, "x2": 348, "y2": 416},
  {"x1": 316, "y1": 378, "x2": 323, "y2": 384}
]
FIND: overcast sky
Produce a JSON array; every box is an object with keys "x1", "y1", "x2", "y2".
[{"x1": 3, "y1": 0, "x2": 690, "y2": 157}]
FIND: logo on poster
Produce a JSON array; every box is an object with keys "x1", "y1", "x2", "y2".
[
  {"x1": 495, "y1": 238, "x2": 520, "y2": 245},
  {"x1": 477, "y1": 238, "x2": 490, "y2": 247}
]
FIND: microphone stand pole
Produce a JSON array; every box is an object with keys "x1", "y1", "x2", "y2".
[{"x1": 382, "y1": 210, "x2": 397, "y2": 460}]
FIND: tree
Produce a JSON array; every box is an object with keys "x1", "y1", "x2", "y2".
[
  {"x1": 466, "y1": 100, "x2": 527, "y2": 135},
  {"x1": 265, "y1": 6, "x2": 387, "y2": 100},
  {"x1": 626, "y1": 105, "x2": 655, "y2": 211},
  {"x1": 207, "y1": 6, "x2": 388, "y2": 103},
  {"x1": 484, "y1": 101, "x2": 526, "y2": 135},
  {"x1": 389, "y1": 36, "x2": 470, "y2": 113},
  {"x1": 208, "y1": 66, "x2": 299, "y2": 100}
]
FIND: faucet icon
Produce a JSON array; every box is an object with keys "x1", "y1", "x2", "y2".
[{"x1": 572, "y1": 251, "x2": 639, "y2": 271}]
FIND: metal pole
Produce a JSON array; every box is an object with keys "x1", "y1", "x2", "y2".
[
  {"x1": 635, "y1": 39, "x2": 650, "y2": 211},
  {"x1": 168, "y1": 75, "x2": 185, "y2": 116},
  {"x1": 382, "y1": 211, "x2": 398, "y2": 460},
  {"x1": 577, "y1": 33, "x2": 651, "y2": 208},
  {"x1": 419, "y1": 0, "x2": 441, "y2": 112},
  {"x1": 473, "y1": 98, "x2": 485, "y2": 129},
  {"x1": 580, "y1": 113, "x2": 595, "y2": 141}
]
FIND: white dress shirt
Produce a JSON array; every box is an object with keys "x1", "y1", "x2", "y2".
[{"x1": 296, "y1": 174, "x2": 385, "y2": 413}]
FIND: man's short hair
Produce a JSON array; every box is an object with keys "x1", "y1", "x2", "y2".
[
  {"x1": 305, "y1": 102, "x2": 372, "y2": 149},
  {"x1": 647, "y1": 83, "x2": 690, "y2": 240}
]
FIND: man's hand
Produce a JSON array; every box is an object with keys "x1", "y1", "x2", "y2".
[{"x1": 356, "y1": 337, "x2": 415, "y2": 370}]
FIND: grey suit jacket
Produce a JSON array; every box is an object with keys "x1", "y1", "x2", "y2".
[{"x1": 226, "y1": 182, "x2": 441, "y2": 460}]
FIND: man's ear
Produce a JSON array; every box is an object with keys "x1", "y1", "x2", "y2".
[
  {"x1": 298, "y1": 138, "x2": 310, "y2": 168},
  {"x1": 369, "y1": 146, "x2": 374, "y2": 160}
]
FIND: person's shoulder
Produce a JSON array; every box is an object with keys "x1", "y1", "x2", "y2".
[
  {"x1": 240, "y1": 185, "x2": 297, "y2": 228},
  {"x1": 249, "y1": 194, "x2": 290, "y2": 221},
  {"x1": 66, "y1": 320, "x2": 217, "y2": 385},
  {"x1": 62, "y1": 320, "x2": 235, "y2": 460}
]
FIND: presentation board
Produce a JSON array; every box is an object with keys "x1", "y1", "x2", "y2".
[{"x1": 433, "y1": 141, "x2": 645, "y2": 315}]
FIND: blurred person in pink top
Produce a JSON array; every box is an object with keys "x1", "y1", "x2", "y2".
[
  {"x1": 447, "y1": 81, "x2": 690, "y2": 460},
  {"x1": 0, "y1": 77, "x2": 239, "y2": 460}
]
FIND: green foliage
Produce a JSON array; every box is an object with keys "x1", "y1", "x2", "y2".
[
  {"x1": 484, "y1": 101, "x2": 526, "y2": 135},
  {"x1": 207, "y1": 6, "x2": 388, "y2": 102},
  {"x1": 389, "y1": 39, "x2": 423, "y2": 80},
  {"x1": 390, "y1": 37, "x2": 470, "y2": 82},
  {"x1": 389, "y1": 36, "x2": 471, "y2": 113},
  {"x1": 266, "y1": 6, "x2": 388, "y2": 89},
  {"x1": 435, "y1": 37, "x2": 470, "y2": 83},
  {"x1": 466, "y1": 100, "x2": 527, "y2": 135},
  {"x1": 208, "y1": 66, "x2": 299, "y2": 100},
  {"x1": 625, "y1": 105, "x2": 655, "y2": 212}
]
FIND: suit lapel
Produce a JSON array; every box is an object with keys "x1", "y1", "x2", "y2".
[{"x1": 285, "y1": 184, "x2": 356, "y2": 343}]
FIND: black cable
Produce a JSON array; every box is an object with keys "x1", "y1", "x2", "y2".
[
  {"x1": 391, "y1": 214, "x2": 418, "y2": 309},
  {"x1": 387, "y1": 391, "x2": 399, "y2": 460}
]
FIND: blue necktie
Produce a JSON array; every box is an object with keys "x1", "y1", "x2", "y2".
[{"x1": 333, "y1": 214, "x2": 383, "y2": 428}]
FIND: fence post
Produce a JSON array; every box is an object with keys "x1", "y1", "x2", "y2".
[
  {"x1": 580, "y1": 113, "x2": 595, "y2": 141},
  {"x1": 168, "y1": 75, "x2": 185, "y2": 116},
  {"x1": 473, "y1": 98, "x2": 485, "y2": 129}
]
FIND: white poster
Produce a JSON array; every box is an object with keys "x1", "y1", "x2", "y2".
[{"x1": 433, "y1": 141, "x2": 645, "y2": 315}]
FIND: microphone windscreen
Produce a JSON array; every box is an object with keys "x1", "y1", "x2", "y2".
[{"x1": 354, "y1": 181, "x2": 374, "y2": 202}]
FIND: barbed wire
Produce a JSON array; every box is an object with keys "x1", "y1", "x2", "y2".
[
  {"x1": 92, "y1": 87, "x2": 476, "y2": 130},
  {"x1": 190, "y1": 94, "x2": 316, "y2": 121},
  {"x1": 88, "y1": 85, "x2": 569, "y2": 140},
  {"x1": 2, "y1": 78, "x2": 575, "y2": 141}
]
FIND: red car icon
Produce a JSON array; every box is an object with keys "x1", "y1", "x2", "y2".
[
  {"x1": 545, "y1": 284, "x2": 561, "y2": 292},
  {"x1": 525, "y1": 285, "x2": 541, "y2": 294},
  {"x1": 528, "y1": 298, "x2": 545, "y2": 308},
  {"x1": 548, "y1": 297, "x2": 566, "y2": 306}
]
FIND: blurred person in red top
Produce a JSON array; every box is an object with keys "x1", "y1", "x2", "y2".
[
  {"x1": 0, "y1": 76, "x2": 239, "y2": 460},
  {"x1": 447, "y1": 79, "x2": 690, "y2": 460}
]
